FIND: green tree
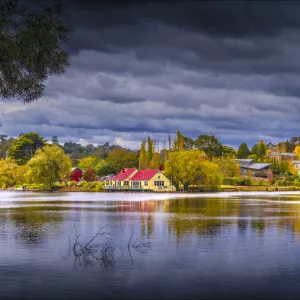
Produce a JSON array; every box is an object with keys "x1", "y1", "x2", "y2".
[
  {"x1": 222, "y1": 145, "x2": 237, "y2": 158},
  {"x1": 257, "y1": 140, "x2": 267, "y2": 161},
  {"x1": 183, "y1": 136, "x2": 194, "y2": 150},
  {"x1": 78, "y1": 156, "x2": 99, "y2": 171},
  {"x1": 8, "y1": 132, "x2": 45, "y2": 165},
  {"x1": 95, "y1": 160, "x2": 115, "y2": 176},
  {"x1": 251, "y1": 144, "x2": 258, "y2": 155},
  {"x1": 82, "y1": 166, "x2": 96, "y2": 182},
  {"x1": 52, "y1": 136, "x2": 59, "y2": 145},
  {"x1": 213, "y1": 157, "x2": 239, "y2": 177},
  {"x1": 164, "y1": 149, "x2": 222, "y2": 191},
  {"x1": 139, "y1": 140, "x2": 147, "y2": 169},
  {"x1": 26, "y1": 145, "x2": 72, "y2": 188},
  {"x1": 177, "y1": 130, "x2": 184, "y2": 151},
  {"x1": 237, "y1": 143, "x2": 250, "y2": 159},
  {"x1": 0, "y1": 135, "x2": 14, "y2": 158},
  {"x1": 147, "y1": 136, "x2": 153, "y2": 162},
  {"x1": 107, "y1": 148, "x2": 138, "y2": 172},
  {"x1": 0, "y1": 1, "x2": 70, "y2": 103},
  {"x1": 194, "y1": 135, "x2": 223, "y2": 160}
]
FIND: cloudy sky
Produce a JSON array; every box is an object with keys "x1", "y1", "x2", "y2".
[{"x1": 1, "y1": 1, "x2": 300, "y2": 149}]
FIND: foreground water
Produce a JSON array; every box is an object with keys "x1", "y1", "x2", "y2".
[{"x1": 1, "y1": 192, "x2": 300, "y2": 299}]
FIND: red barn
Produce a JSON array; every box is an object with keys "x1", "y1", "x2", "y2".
[{"x1": 70, "y1": 168, "x2": 83, "y2": 182}]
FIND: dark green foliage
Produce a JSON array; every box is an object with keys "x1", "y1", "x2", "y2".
[
  {"x1": 0, "y1": 0, "x2": 71, "y2": 103},
  {"x1": 194, "y1": 135, "x2": 223, "y2": 160},
  {"x1": 237, "y1": 143, "x2": 250, "y2": 158},
  {"x1": 8, "y1": 132, "x2": 45, "y2": 164}
]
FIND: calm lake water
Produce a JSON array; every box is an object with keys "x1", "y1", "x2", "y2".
[{"x1": 1, "y1": 191, "x2": 300, "y2": 299}]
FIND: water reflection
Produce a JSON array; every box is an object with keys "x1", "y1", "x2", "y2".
[{"x1": 2, "y1": 192, "x2": 300, "y2": 299}]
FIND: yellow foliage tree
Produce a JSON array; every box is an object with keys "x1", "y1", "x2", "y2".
[
  {"x1": 294, "y1": 145, "x2": 300, "y2": 159},
  {"x1": 78, "y1": 156, "x2": 100, "y2": 171}
]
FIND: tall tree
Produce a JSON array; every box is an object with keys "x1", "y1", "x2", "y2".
[
  {"x1": 139, "y1": 140, "x2": 147, "y2": 170},
  {"x1": 52, "y1": 136, "x2": 59, "y2": 145},
  {"x1": 222, "y1": 145, "x2": 237, "y2": 158},
  {"x1": 147, "y1": 136, "x2": 153, "y2": 162},
  {"x1": 8, "y1": 132, "x2": 45, "y2": 165},
  {"x1": 177, "y1": 130, "x2": 184, "y2": 151},
  {"x1": 82, "y1": 167, "x2": 97, "y2": 182},
  {"x1": 107, "y1": 148, "x2": 138, "y2": 172},
  {"x1": 26, "y1": 145, "x2": 72, "y2": 188},
  {"x1": 0, "y1": 0, "x2": 71, "y2": 103},
  {"x1": 194, "y1": 135, "x2": 223, "y2": 160},
  {"x1": 237, "y1": 143, "x2": 250, "y2": 159},
  {"x1": 256, "y1": 140, "x2": 267, "y2": 160}
]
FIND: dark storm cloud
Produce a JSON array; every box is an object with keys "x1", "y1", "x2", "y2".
[{"x1": 2, "y1": 1, "x2": 300, "y2": 148}]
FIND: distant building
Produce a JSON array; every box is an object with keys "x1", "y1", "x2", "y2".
[
  {"x1": 235, "y1": 159, "x2": 271, "y2": 178},
  {"x1": 104, "y1": 168, "x2": 175, "y2": 192},
  {"x1": 269, "y1": 152, "x2": 298, "y2": 163},
  {"x1": 70, "y1": 168, "x2": 83, "y2": 182}
]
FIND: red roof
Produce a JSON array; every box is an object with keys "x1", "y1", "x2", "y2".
[
  {"x1": 109, "y1": 168, "x2": 137, "y2": 181},
  {"x1": 131, "y1": 169, "x2": 158, "y2": 181}
]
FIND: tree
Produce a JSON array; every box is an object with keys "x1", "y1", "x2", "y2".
[
  {"x1": 0, "y1": 158, "x2": 28, "y2": 188},
  {"x1": 183, "y1": 136, "x2": 194, "y2": 150},
  {"x1": 222, "y1": 145, "x2": 237, "y2": 158},
  {"x1": 139, "y1": 140, "x2": 147, "y2": 169},
  {"x1": 176, "y1": 130, "x2": 184, "y2": 151},
  {"x1": 251, "y1": 144, "x2": 258, "y2": 155},
  {"x1": 237, "y1": 143, "x2": 250, "y2": 159},
  {"x1": 0, "y1": 135, "x2": 14, "y2": 158},
  {"x1": 194, "y1": 135, "x2": 223, "y2": 160},
  {"x1": 0, "y1": 0, "x2": 70, "y2": 103},
  {"x1": 26, "y1": 145, "x2": 72, "y2": 188},
  {"x1": 213, "y1": 157, "x2": 239, "y2": 177},
  {"x1": 147, "y1": 136, "x2": 153, "y2": 162},
  {"x1": 78, "y1": 156, "x2": 99, "y2": 171},
  {"x1": 95, "y1": 161, "x2": 115, "y2": 177},
  {"x1": 256, "y1": 140, "x2": 267, "y2": 161},
  {"x1": 164, "y1": 149, "x2": 222, "y2": 191},
  {"x1": 8, "y1": 132, "x2": 45, "y2": 164},
  {"x1": 83, "y1": 167, "x2": 96, "y2": 182},
  {"x1": 107, "y1": 148, "x2": 138, "y2": 172},
  {"x1": 294, "y1": 145, "x2": 300, "y2": 159},
  {"x1": 52, "y1": 136, "x2": 59, "y2": 145}
]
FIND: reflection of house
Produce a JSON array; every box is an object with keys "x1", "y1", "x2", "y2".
[
  {"x1": 292, "y1": 161, "x2": 300, "y2": 173},
  {"x1": 235, "y1": 159, "x2": 271, "y2": 178},
  {"x1": 269, "y1": 152, "x2": 298, "y2": 163},
  {"x1": 104, "y1": 168, "x2": 175, "y2": 192}
]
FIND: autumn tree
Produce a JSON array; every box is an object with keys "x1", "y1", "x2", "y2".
[
  {"x1": 213, "y1": 157, "x2": 239, "y2": 177},
  {"x1": 164, "y1": 149, "x2": 222, "y2": 191},
  {"x1": 0, "y1": 0, "x2": 71, "y2": 103},
  {"x1": 222, "y1": 145, "x2": 237, "y2": 158},
  {"x1": 83, "y1": 167, "x2": 97, "y2": 182},
  {"x1": 8, "y1": 132, "x2": 45, "y2": 165},
  {"x1": 26, "y1": 145, "x2": 72, "y2": 188},
  {"x1": 78, "y1": 156, "x2": 100, "y2": 171},
  {"x1": 256, "y1": 140, "x2": 267, "y2": 161},
  {"x1": 294, "y1": 145, "x2": 300, "y2": 159},
  {"x1": 0, "y1": 158, "x2": 28, "y2": 188},
  {"x1": 237, "y1": 143, "x2": 250, "y2": 159}
]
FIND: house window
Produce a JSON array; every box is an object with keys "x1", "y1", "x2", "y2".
[
  {"x1": 131, "y1": 181, "x2": 140, "y2": 186},
  {"x1": 117, "y1": 181, "x2": 121, "y2": 186},
  {"x1": 154, "y1": 181, "x2": 164, "y2": 186},
  {"x1": 124, "y1": 181, "x2": 129, "y2": 185},
  {"x1": 144, "y1": 181, "x2": 148, "y2": 186},
  {"x1": 158, "y1": 176, "x2": 160, "y2": 179}
]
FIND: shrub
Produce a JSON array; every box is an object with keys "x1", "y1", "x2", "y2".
[{"x1": 95, "y1": 182, "x2": 104, "y2": 192}]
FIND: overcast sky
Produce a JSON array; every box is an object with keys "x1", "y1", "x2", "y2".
[{"x1": 1, "y1": 1, "x2": 300, "y2": 149}]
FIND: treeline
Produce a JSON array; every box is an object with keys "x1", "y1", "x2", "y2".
[{"x1": 0, "y1": 132, "x2": 139, "y2": 188}]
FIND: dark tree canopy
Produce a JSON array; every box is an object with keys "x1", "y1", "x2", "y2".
[
  {"x1": 0, "y1": 0, "x2": 70, "y2": 103},
  {"x1": 8, "y1": 132, "x2": 45, "y2": 164},
  {"x1": 237, "y1": 143, "x2": 250, "y2": 159},
  {"x1": 194, "y1": 135, "x2": 223, "y2": 160}
]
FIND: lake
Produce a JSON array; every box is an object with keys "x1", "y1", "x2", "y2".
[{"x1": 1, "y1": 191, "x2": 300, "y2": 299}]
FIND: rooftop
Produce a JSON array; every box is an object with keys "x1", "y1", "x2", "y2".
[
  {"x1": 240, "y1": 163, "x2": 271, "y2": 170},
  {"x1": 109, "y1": 168, "x2": 137, "y2": 181},
  {"x1": 270, "y1": 152, "x2": 298, "y2": 157},
  {"x1": 131, "y1": 169, "x2": 159, "y2": 181}
]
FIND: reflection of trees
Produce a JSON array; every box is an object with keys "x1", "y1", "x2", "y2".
[{"x1": 11, "y1": 206, "x2": 63, "y2": 244}]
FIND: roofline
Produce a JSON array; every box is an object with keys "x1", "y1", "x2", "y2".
[{"x1": 130, "y1": 170, "x2": 161, "y2": 181}]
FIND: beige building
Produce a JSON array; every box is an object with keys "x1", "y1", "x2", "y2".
[{"x1": 269, "y1": 152, "x2": 298, "y2": 163}]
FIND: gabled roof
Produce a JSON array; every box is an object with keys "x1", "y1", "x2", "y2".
[
  {"x1": 240, "y1": 163, "x2": 271, "y2": 170},
  {"x1": 270, "y1": 152, "x2": 297, "y2": 157},
  {"x1": 109, "y1": 168, "x2": 137, "y2": 181},
  {"x1": 131, "y1": 169, "x2": 159, "y2": 181}
]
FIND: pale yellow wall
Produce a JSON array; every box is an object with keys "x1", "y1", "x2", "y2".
[{"x1": 148, "y1": 172, "x2": 172, "y2": 191}]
